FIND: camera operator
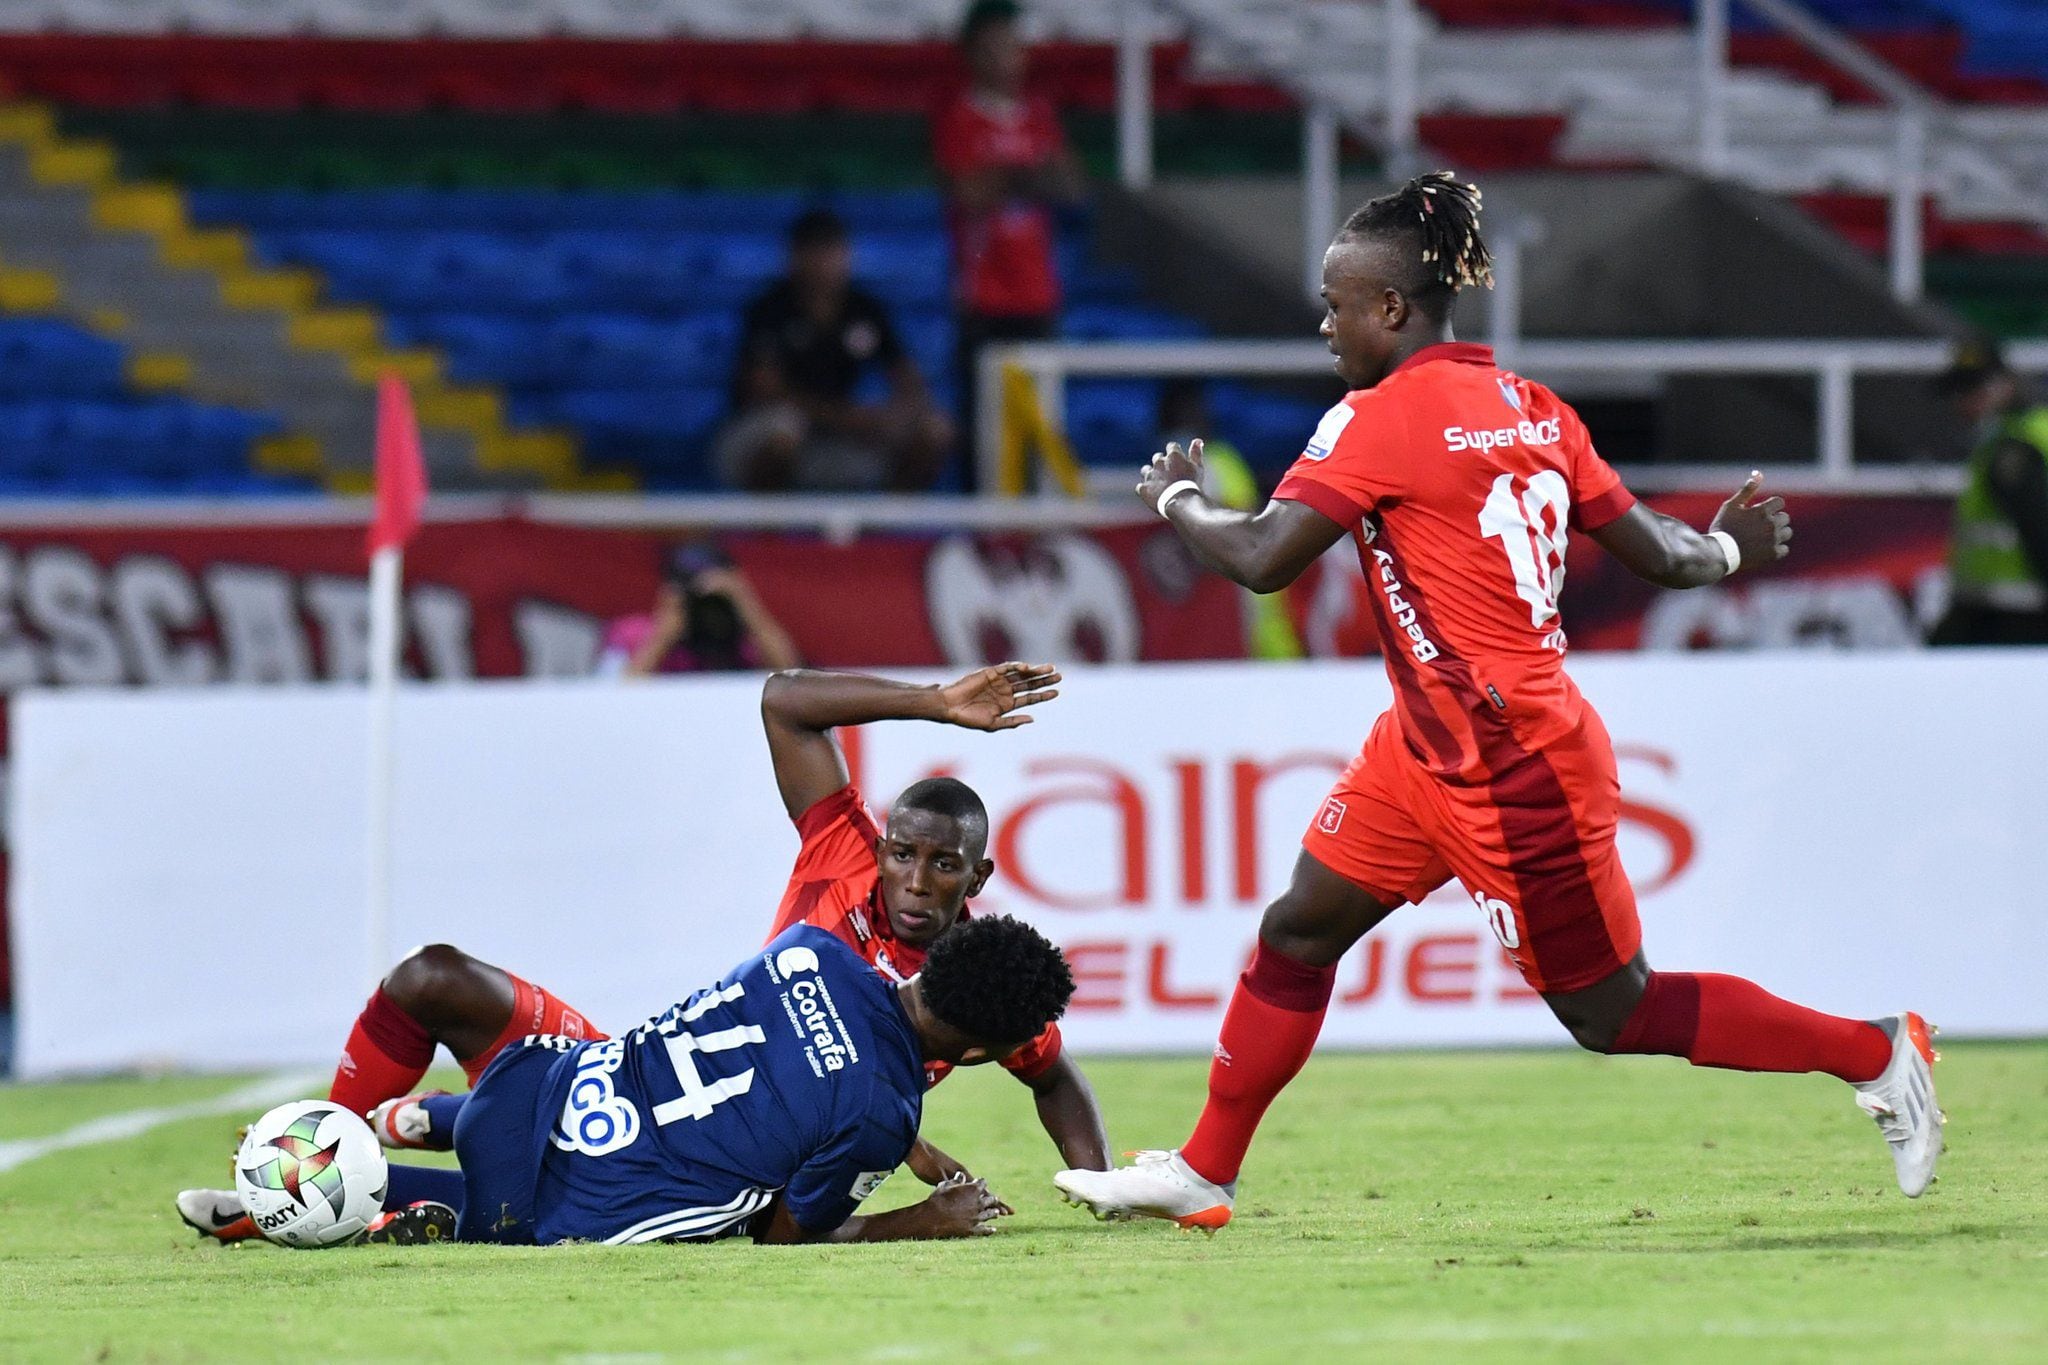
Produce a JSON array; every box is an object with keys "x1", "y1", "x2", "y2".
[{"x1": 599, "y1": 543, "x2": 803, "y2": 678}]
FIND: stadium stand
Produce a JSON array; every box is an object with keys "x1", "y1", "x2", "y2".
[
  {"x1": 0, "y1": 31, "x2": 1336, "y2": 489},
  {"x1": 0, "y1": 316, "x2": 297, "y2": 494},
  {"x1": 0, "y1": 1, "x2": 2043, "y2": 488}
]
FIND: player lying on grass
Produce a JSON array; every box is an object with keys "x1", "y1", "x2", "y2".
[
  {"x1": 263, "y1": 916, "x2": 1072, "y2": 1246},
  {"x1": 178, "y1": 663, "x2": 1110, "y2": 1243},
  {"x1": 1053, "y1": 172, "x2": 1942, "y2": 1232}
]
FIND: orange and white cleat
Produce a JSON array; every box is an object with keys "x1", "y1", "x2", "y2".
[
  {"x1": 366, "y1": 1092, "x2": 451, "y2": 1151},
  {"x1": 175, "y1": 1188, "x2": 262, "y2": 1244},
  {"x1": 1053, "y1": 1150, "x2": 1234, "y2": 1233},
  {"x1": 1854, "y1": 1012, "x2": 1945, "y2": 1198}
]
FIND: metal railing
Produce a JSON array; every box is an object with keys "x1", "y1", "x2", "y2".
[
  {"x1": 1110, "y1": 0, "x2": 2048, "y2": 307},
  {"x1": 980, "y1": 335, "x2": 2048, "y2": 498}
]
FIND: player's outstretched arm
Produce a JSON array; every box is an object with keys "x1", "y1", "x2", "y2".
[
  {"x1": 1138, "y1": 439, "x2": 1349, "y2": 593},
  {"x1": 1021, "y1": 1054, "x2": 1111, "y2": 1172},
  {"x1": 761, "y1": 665, "x2": 1061, "y2": 819},
  {"x1": 1590, "y1": 471, "x2": 1792, "y2": 589},
  {"x1": 752, "y1": 1176, "x2": 1008, "y2": 1244}
]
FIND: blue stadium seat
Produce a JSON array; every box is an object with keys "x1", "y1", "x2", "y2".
[{"x1": 203, "y1": 187, "x2": 1214, "y2": 486}]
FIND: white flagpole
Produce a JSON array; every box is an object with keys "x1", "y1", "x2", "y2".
[{"x1": 366, "y1": 542, "x2": 404, "y2": 993}]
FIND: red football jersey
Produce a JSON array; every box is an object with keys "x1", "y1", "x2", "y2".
[
  {"x1": 932, "y1": 90, "x2": 1064, "y2": 318},
  {"x1": 1273, "y1": 343, "x2": 1635, "y2": 781},
  {"x1": 766, "y1": 785, "x2": 1064, "y2": 1087}
]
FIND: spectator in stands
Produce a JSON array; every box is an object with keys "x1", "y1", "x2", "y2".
[
  {"x1": 935, "y1": 0, "x2": 1086, "y2": 490},
  {"x1": 1156, "y1": 380, "x2": 1304, "y2": 661},
  {"x1": 714, "y1": 209, "x2": 952, "y2": 493},
  {"x1": 599, "y1": 542, "x2": 802, "y2": 677},
  {"x1": 1930, "y1": 339, "x2": 2048, "y2": 646}
]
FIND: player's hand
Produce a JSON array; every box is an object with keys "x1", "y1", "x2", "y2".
[
  {"x1": 1708, "y1": 471, "x2": 1792, "y2": 570},
  {"x1": 935, "y1": 661, "x2": 1061, "y2": 731},
  {"x1": 1137, "y1": 438, "x2": 1205, "y2": 514},
  {"x1": 925, "y1": 1175, "x2": 1009, "y2": 1237}
]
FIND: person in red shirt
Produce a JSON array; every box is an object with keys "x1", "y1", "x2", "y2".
[
  {"x1": 934, "y1": 0, "x2": 1085, "y2": 488},
  {"x1": 1053, "y1": 173, "x2": 1942, "y2": 1232},
  {"x1": 177, "y1": 663, "x2": 1110, "y2": 1245}
]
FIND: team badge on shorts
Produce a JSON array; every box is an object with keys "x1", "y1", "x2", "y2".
[{"x1": 1316, "y1": 797, "x2": 1347, "y2": 835}]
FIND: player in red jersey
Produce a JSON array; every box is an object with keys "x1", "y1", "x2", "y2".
[
  {"x1": 1053, "y1": 173, "x2": 1941, "y2": 1232},
  {"x1": 178, "y1": 663, "x2": 1109, "y2": 1243}
]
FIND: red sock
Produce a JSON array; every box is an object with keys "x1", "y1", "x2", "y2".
[
  {"x1": 327, "y1": 986, "x2": 435, "y2": 1117},
  {"x1": 1611, "y1": 971, "x2": 1890, "y2": 1083},
  {"x1": 1180, "y1": 943, "x2": 1335, "y2": 1187}
]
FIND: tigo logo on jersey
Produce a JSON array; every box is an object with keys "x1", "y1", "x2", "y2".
[
  {"x1": 1317, "y1": 797, "x2": 1347, "y2": 835},
  {"x1": 1443, "y1": 418, "x2": 1561, "y2": 453},
  {"x1": 1302, "y1": 402, "x2": 1355, "y2": 461}
]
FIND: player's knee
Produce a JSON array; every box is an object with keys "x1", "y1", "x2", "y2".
[
  {"x1": 1255, "y1": 896, "x2": 1343, "y2": 967},
  {"x1": 1568, "y1": 1017, "x2": 1627, "y2": 1054},
  {"x1": 382, "y1": 943, "x2": 477, "y2": 1021}
]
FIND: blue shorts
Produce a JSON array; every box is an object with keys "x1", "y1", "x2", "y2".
[{"x1": 453, "y1": 1037, "x2": 569, "y2": 1245}]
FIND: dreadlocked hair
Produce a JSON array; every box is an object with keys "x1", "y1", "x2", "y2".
[
  {"x1": 1339, "y1": 171, "x2": 1493, "y2": 319},
  {"x1": 919, "y1": 914, "x2": 1075, "y2": 1046}
]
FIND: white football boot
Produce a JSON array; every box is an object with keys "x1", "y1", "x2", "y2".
[
  {"x1": 1054, "y1": 1150, "x2": 1235, "y2": 1232},
  {"x1": 1853, "y1": 1012, "x2": 1944, "y2": 1197},
  {"x1": 175, "y1": 1188, "x2": 259, "y2": 1243}
]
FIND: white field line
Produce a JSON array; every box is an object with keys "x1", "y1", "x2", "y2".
[{"x1": 0, "y1": 1071, "x2": 322, "y2": 1175}]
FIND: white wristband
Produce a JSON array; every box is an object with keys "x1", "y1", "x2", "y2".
[
  {"x1": 1707, "y1": 530, "x2": 1741, "y2": 577},
  {"x1": 1155, "y1": 479, "x2": 1202, "y2": 519}
]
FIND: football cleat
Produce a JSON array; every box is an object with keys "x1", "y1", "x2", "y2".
[
  {"x1": 1053, "y1": 1150, "x2": 1235, "y2": 1232},
  {"x1": 367, "y1": 1091, "x2": 451, "y2": 1151},
  {"x1": 175, "y1": 1188, "x2": 261, "y2": 1244},
  {"x1": 362, "y1": 1200, "x2": 458, "y2": 1246},
  {"x1": 1854, "y1": 1012, "x2": 1944, "y2": 1198}
]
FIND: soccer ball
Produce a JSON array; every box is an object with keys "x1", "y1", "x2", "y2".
[{"x1": 233, "y1": 1100, "x2": 389, "y2": 1248}]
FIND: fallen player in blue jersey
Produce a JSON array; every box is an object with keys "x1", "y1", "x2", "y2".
[{"x1": 353, "y1": 914, "x2": 1073, "y2": 1246}]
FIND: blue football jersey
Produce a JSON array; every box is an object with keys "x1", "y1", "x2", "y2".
[{"x1": 528, "y1": 924, "x2": 925, "y2": 1244}]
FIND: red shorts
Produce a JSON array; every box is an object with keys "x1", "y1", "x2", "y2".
[
  {"x1": 461, "y1": 974, "x2": 607, "y2": 1086},
  {"x1": 1300, "y1": 707, "x2": 1642, "y2": 994}
]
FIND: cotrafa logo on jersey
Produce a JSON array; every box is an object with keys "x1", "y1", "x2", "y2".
[
  {"x1": 771, "y1": 945, "x2": 862, "y2": 1076},
  {"x1": 1443, "y1": 417, "x2": 1561, "y2": 453}
]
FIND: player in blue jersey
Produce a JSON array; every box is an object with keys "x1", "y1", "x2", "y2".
[{"x1": 361, "y1": 913, "x2": 1074, "y2": 1246}]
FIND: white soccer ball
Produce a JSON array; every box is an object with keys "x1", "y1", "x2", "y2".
[{"x1": 233, "y1": 1100, "x2": 389, "y2": 1248}]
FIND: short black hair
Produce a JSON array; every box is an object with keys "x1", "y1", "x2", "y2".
[
  {"x1": 891, "y1": 776, "x2": 989, "y2": 856},
  {"x1": 1336, "y1": 171, "x2": 1493, "y2": 322},
  {"x1": 788, "y1": 207, "x2": 848, "y2": 250},
  {"x1": 960, "y1": 0, "x2": 1021, "y2": 47},
  {"x1": 920, "y1": 914, "x2": 1074, "y2": 1045}
]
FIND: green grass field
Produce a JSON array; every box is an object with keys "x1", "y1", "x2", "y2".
[{"x1": 3, "y1": 1044, "x2": 2045, "y2": 1364}]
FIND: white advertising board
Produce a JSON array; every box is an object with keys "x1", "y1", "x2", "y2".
[{"x1": 12, "y1": 653, "x2": 2047, "y2": 1078}]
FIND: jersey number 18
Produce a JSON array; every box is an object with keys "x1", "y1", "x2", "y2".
[{"x1": 1478, "y1": 470, "x2": 1570, "y2": 638}]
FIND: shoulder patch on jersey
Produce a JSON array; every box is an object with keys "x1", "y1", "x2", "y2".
[
  {"x1": 848, "y1": 1170, "x2": 894, "y2": 1203},
  {"x1": 774, "y1": 945, "x2": 822, "y2": 979},
  {"x1": 1302, "y1": 401, "x2": 1356, "y2": 461}
]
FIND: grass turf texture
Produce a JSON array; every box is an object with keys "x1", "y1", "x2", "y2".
[{"x1": 3, "y1": 1045, "x2": 2045, "y2": 1364}]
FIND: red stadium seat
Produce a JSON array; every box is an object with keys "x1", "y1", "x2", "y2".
[{"x1": 1417, "y1": 113, "x2": 1570, "y2": 171}]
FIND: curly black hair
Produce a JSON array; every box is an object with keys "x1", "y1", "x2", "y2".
[
  {"x1": 919, "y1": 914, "x2": 1074, "y2": 1045},
  {"x1": 1338, "y1": 171, "x2": 1494, "y2": 321}
]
